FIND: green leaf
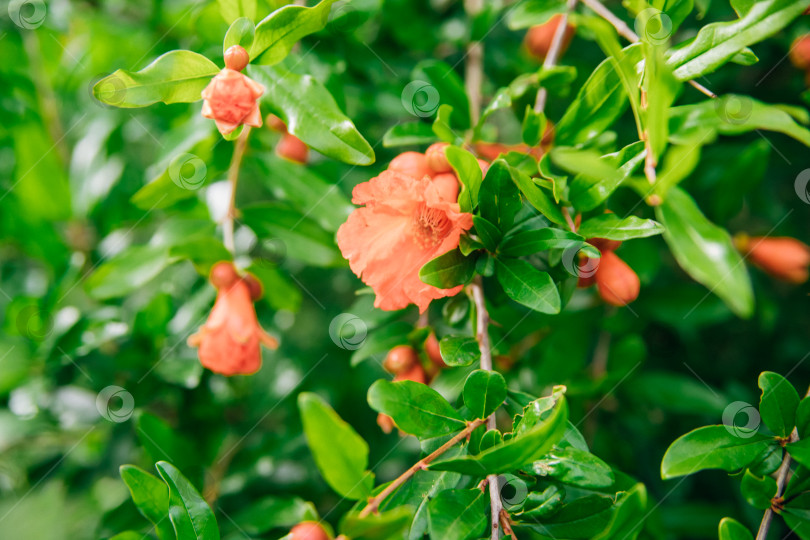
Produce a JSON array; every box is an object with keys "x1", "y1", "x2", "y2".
[
  {"x1": 382, "y1": 122, "x2": 437, "y2": 147},
  {"x1": 367, "y1": 379, "x2": 467, "y2": 439},
  {"x1": 510, "y1": 167, "x2": 567, "y2": 226},
  {"x1": 349, "y1": 321, "x2": 414, "y2": 367},
  {"x1": 412, "y1": 60, "x2": 471, "y2": 129},
  {"x1": 431, "y1": 394, "x2": 568, "y2": 474},
  {"x1": 155, "y1": 461, "x2": 219, "y2": 540},
  {"x1": 666, "y1": 0, "x2": 808, "y2": 80},
  {"x1": 93, "y1": 51, "x2": 220, "y2": 108},
  {"x1": 718, "y1": 517, "x2": 754, "y2": 540},
  {"x1": 495, "y1": 258, "x2": 561, "y2": 314},
  {"x1": 13, "y1": 122, "x2": 71, "y2": 221},
  {"x1": 419, "y1": 249, "x2": 476, "y2": 289},
  {"x1": 247, "y1": 64, "x2": 375, "y2": 165},
  {"x1": 506, "y1": 0, "x2": 564, "y2": 29},
  {"x1": 786, "y1": 438, "x2": 810, "y2": 469},
  {"x1": 119, "y1": 465, "x2": 173, "y2": 540},
  {"x1": 516, "y1": 494, "x2": 615, "y2": 539},
  {"x1": 500, "y1": 228, "x2": 586, "y2": 257},
  {"x1": 340, "y1": 507, "x2": 412, "y2": 540},
  {"x1": 740, "y1": 470, "x2": 777, "y2": 510},
  {"x1": 479, "y1": 160, "x2": 522, "y2": 230},
  {"x1": 446, "y1": 146, "x2": 483, "y2": 213},
  {"x1": 245, "y1": 263, "x2": 302, "y2": 313},
  {"x1": 577, "y1": 214, "x2": 664, "y2": 241},
  {"x1": 798, "y1": 398, "x2": 810, "y2": 439},
  {"x1": 231, "y1": 496, "x2": 318, "y2": 535},
  {"x1": 531, "y1": 446, "x2": 615, "y2": 488},
  {"x1": 568, "y1": 141, "x2": 646, "y2": 212},
  {"x1": 218, "y1": 0, "x2": 256, "y2": 24},
  {"x1": 438, "y1": 336, "x2": 481, "y2": 367},
  {"x1": 86, "y1": 245, "x2": 172, "y2": 300},
  {"x1": 595, "y1": 484, "x2": 647, "y2": 540},
  {"x1": 463, "y1": 370, "x2": 507, "y2": 419},
  {"x1": 758, "y1": 371, "x2": 800, "y2": 437},
  {"x1": 783, "y1": 493, "x2": 810, "y2": 539},
  {"x1": 427, "y1": 489, "x2": 488, "y2": 540},
  {"x1": 472, "y1": 216, "x2": 501, "y2": 252},
  {"x1": 655, "y1": 187, "x2": 753, "y2": 318},
  {"x1": 298, "y1": 392, "x2": 374, "y2": 500},
  {"x1": 661, "y1": 425, "x2": 776, "y2": 479},
  {"x1": 223, "y1": 17, "x2": 255, "y2": 54},
  {"x1": 250, "y1": 0, "x2": 336, "y2": 64},
  {"x1": 522, "y1": 107, "x2": 547, "y2": 147}
]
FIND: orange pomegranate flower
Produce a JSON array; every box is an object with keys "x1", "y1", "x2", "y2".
[
  {"x1": 188, "y1": 262, "x2": 278, "y2": 376},
  {"x1": 736, "y1": 235, "x2": 810, "y2": 284},
  {"x1": 337, "y1": 170, "x2": 473, "y2": 312},
  {"x1": 201, "y1": 69, "x2": 264, "y2": 136}
]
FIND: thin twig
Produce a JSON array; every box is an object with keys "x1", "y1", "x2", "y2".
[
  {"x1": 471, "y1": 276, "x2": 503, "y2": 540},
  {"x1": 755, "y1": 385, "x2": 810, "y2": 540},
  {"x1": 223, "y1": 128, "x2": 251, "y2": 254},
  {"x1": 465, "y1": 0, "x2": 485, "y2": 125},
  {"x1": 358, "y1": 417, "x2": 488, "y2": 518},
  {"x1": 579, "y1": 0, "x2": 717, "y2": 98},
  {"x1": 534, "y1": 0, "x2": 578, "y2": 113}
]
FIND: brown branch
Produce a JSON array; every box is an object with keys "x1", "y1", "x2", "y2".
[
  {"x1": 579, "y1": 0, "x2": 717, "y2": 99},
  {"x1": 223, "y1": 127, "x2": 251, "y2": 253},
  {"x1": 358, "y1": 417, "x2": 488, "y2": 518},
  {"x1": 534, "y1": 0, "x2": 579, "y2": 113}
]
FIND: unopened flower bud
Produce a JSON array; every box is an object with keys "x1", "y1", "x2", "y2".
[
  {"x1": 426, "y1": 143, "x2": 452, "y2": 174},
  {"x1": 290, "y1": 521, "x2": 330, "y2": 540},
  {"x1": 224, "y1": 45, "x2": 249, "y2": 72},
  {"x1": 276, "y1": 134, "x2": 309, "y2": 164},
  {"x1": 736, "y1": 234, "x2": 810, "y2": 284},
  {"x1": 383, "y1": 345, "x2": 419, "y2": 375},
  {"x1": 594, "y1": 251, "x2": 640, "y2": 306},
  {"x1": 389, "y1": 152, "x2": 432, "y2": 180}
]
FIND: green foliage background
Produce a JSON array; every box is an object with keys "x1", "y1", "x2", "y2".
[{"x1": 1, "y1": 0, "x2": 810, "y2": 538}]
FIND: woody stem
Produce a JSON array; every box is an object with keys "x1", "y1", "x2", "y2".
[
  {"x1": 223, "y1": 127, "x2": 251, "y2": 254},
  {"x1": 358, "y1": 417, "x2": 487, "y2": 518}
]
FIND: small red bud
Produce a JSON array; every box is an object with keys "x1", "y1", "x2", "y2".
[
  {"x1": 426, "y1": 143, "x2": 452, "y2": 174},
  {"x1": 224, "y1": 45, "x2": 249, "y2": 72},
  {"x1": 377, "y1": 412, "x2": 395, "y2": 434},
  {"x1": 790, "y1": 35, "x2": 810, "y2": 71},
  {"x1": 290, "y1": 521, "x2": 330, "y2": 540},
  {"x1": 525, "y1": 14, "x2": 575, "y2": 61},
  {"x1": 209, "y1": 261, "x2": 238, "y2": 289},
  {"x1": 276, "y1": 134, "x2": 309, "y2": 164},
  {"x1": 736, "y1": 235, "x2": 810, "y2": 284},
  {"x1": 383, "y1": 345, "x2": 419, "y2": 375},
  {"x1": 424, "y1": 333, "x2": 445, "y2": 367},
  {"x1": 588, "y1": 238, "x2": 622, "y2": 253},
  {"x1": 394, "y1": 363, "x2": 428, "y2": 384},
  {"x1": 389, "y1": 151, "x2": 432, "y2": 180},
  {"x1": 242, "y1": 274, "x2": 263, "y2": 301},
  {"x1": 594, "y1": 251, "x2": 640, "y2": 306},
  {"x1": 266, "y1": 114, "x2": 287, "y2": 132}
]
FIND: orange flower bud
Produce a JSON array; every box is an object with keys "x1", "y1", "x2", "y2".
[
  {"x1": 588, "y1": 238, "x2": 622, "y2": 253},
  {"x1": 424, "y1": 333, "x2": 445, "y2": 367},
  {"x1": 266, "y1": 114, "x2": 287, "y2": 132},
  {"x1": 394, "y1": 363, "x2": 428, "y2": 384},
  {"x1": 426, "y1": 143, "x2": 452, "y2": 174},
  {"x1": 201, "y1": 69, "x2": 264, "y2": 136},
  {"x1": 389, "y1": 152, "x2": 432, "y2": 180},
  {"x1": 276, "y1": 134, "x2": 309, "y2": 164},
  {"x1": 790, "y1": 35, "x2": 810, "y2": 71},
  {"x1": 383, "y1": 345, "x2": 418, "y2": 375},
  {"x1": 430, "y1": 173, "x2": 460, "y2": 202},
  {"x1": 377, "y1": 412, "x2": 395, "y2": 434},
  {"x1": 736, "y1": 235, "x2": 810, "y2": 284},
  {"x1": 241, "y1": 273, "x2": 263, "y2": 301},
  {"x1": 525, "y1": 14, "x2": 575, "y2": 61},
  {"x1": 290, "y1": 522, "x2": 330, "y2": 540},
  {"x1": 223, "y1": 45, "x2": 249, "y2": 72},
  {"x1": 188, "y1": 261, "x2": 278, "y2": 376},
  {"x1": 577, "y1": 256, "x2": 599, "y2": 288},
  {"x1": 477, "y1": 159, "x2": 490, "y2": 176},
  {"x1": 594, "y1": 251, "x2": 640, "y2": 306}
]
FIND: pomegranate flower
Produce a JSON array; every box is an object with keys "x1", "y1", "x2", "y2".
[
  {"x1": 201, "y1": 69, "x2": 264, "y2": 136},
  {"x1": 188, "y1": 262, "x2": 278, "y2": 376},
  {"x1": 337, "y1": 170, "x2": 473, "y2": 312}
]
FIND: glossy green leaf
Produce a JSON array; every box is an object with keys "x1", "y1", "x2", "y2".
[
  {"x1": 223, "y1": 17, "x2": 255, "y2": 53},
  {"x1": 740, "y1": 470, "x2": 777, "y2": 510},
  {"x1": 367, "y1": 380, "x2": 466, "y2": 439},
  {"x1": 594, "y1": 484, "x2": 647, "y2": 540},
  {"x1": 472, "y1": 216, "x2": 501, "y2": 252},
  {"x1": 495, "y1": 258, "x2": 561, "y2": 314},
  {"x1": 463, "y1": 370, "x2": 507, "y2": 419},
  {"x1": 797, "y1": 398, "x2": 810, "y2": 439},
  {"x1": 446, "y1": 146, "x2": 483, "y2": 213},
  {"x1": 155, "y1": 461, "x2": 219, "y2": 540},
  {"x1": 718, "y1": 517, "x2": 754, "y2": 540},
  {"x1": 510, "y1": 167, "x2": 566, "y2": 226},
  {"x1": 412, "y1": 60, "x2": 471, "y2": 129},
  {"x1": 86, "y1": 245, "x2": 172, "y2": 300},
  {"x1": 438, "y1": 336, "x2": 481, "y2": 367},
  {"x1": 340, "y1": 507, "x2": 412, "y2": 540},
  {"x1": 655, "y1": 187, "x2": 753, "y2": 318},
  {"x1": 758, "y1": 371, "x2": 800, "y2": 437},
  {"x1": 382, "y1": 122, "x2": 437, "y2": 147},
  {"x1": 94, "y1": 51, "x2": 219, "y2": 108},
  {"x1": 430, "y1": 394, "x2": 568, "y2": 474},
  {"x1": 577, "y1": 214, "x2": 664, "y2": 241},
  {"x1": 250, "y1": 0, "x2": 336, "y2": 64},
  {"x1": 666, "y1": 0, "x2": 807, "y2": 80},
  {"x1": 231, "y1": 496, "x2": 318, "y2": 535},
  {"x1": 419, "y1": 249, "x2": 476, "y2": 289},
  {"x1": 500, "y1": 227, "x2": 587, "y2": 257},
  {"x1": 427, "y1": 489, "x2": 487, "y2": 540},
  {"x1": 516, "y1": 494, "x2": 615, "y2": 539},
  {"x1": 786, "y1": 438, "x2": 810, "y2": 469},
  {"x1": 298, "y1": 392, "x2": 374, "y2": 500},
  {"x1": 568, "y1": 141, "x2": 646, "y2": 211},
  {"x1": 119, "y1": 465, "x2": 173, "y2": 540},
  {"x1": 218, "y1": 0, "x2": 257, "y2": 24},
  {"x1": 531, "y1": 446, "x2": 615, "y2": 488},
  {"x1": 661, "y1": 425, "x2": 775, "y2": 479},
  {"x1": 479, "y1": 160, "x2": 521, "y2": 230},
  {"x1": 247, "y1": 64, "x2": 375, "y2": 165},
  {"x1": 506, "y1": 0, "x2": 564, "y2": 29}
]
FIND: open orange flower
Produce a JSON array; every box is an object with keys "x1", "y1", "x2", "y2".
[
  {"x1": 337, "y1": 169, "x2": 473, "y2": 312},
  {"x1": 201, "y1": 69, "x2": 264, "y2": 136},
  {"x1": 188, "y1": 262, "x2": 278, "y2": 375}
]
